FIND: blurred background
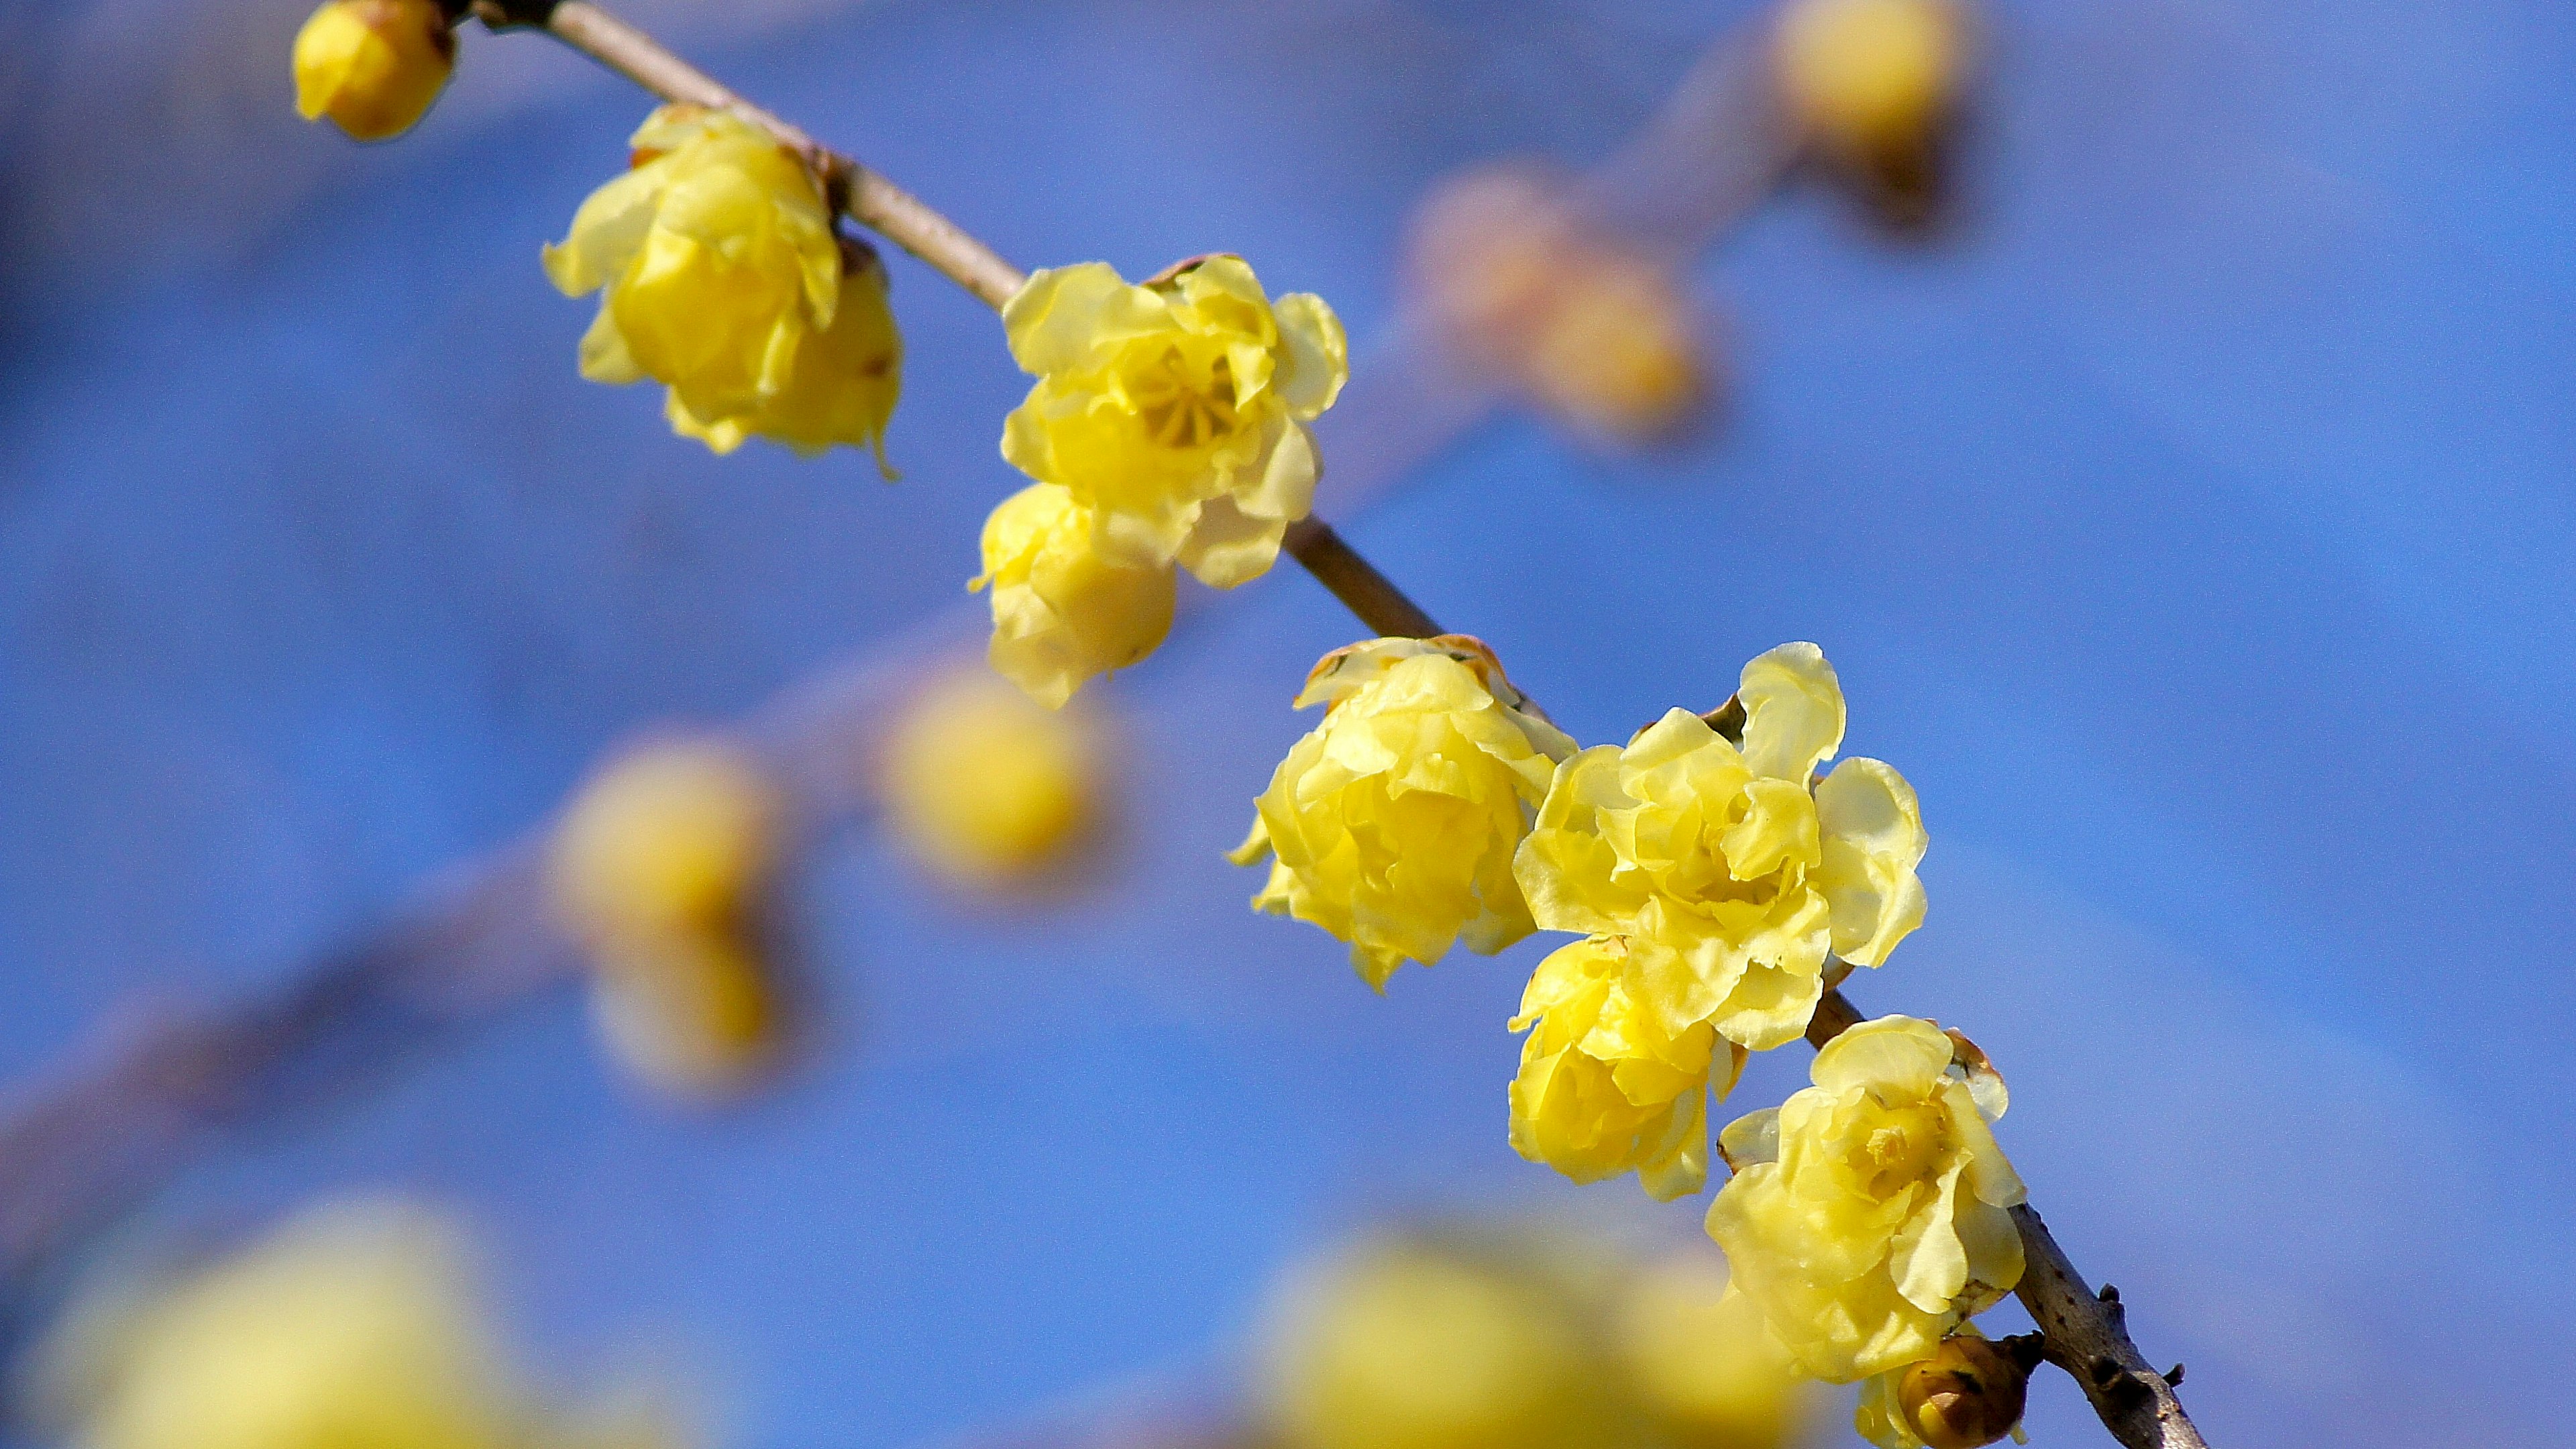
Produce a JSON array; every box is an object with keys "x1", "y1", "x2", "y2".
[{"x1": 1, "y1": 0, "x2": 2572, "y2": 1446}]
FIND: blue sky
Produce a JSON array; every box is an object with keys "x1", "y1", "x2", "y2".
[{"x1": 1, "y1": 1, "x2": 2571, "y2": 1446}]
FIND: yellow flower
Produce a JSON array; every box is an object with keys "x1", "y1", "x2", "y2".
[
  {"x1": 1508, "y1": 935, "x2": 1745, "y2": 1199},
  {"x1": 1000, "y1": 256, "x2": 1347, "y2": 588},
  {"x1": 48, "y1": 1200, "x2": 508, "y2": 1449},
  {"x1": 545, "y1": 107, "x2": 899, "y2": 463},
  {"x1": 1613, "y1": 1250, "x2": 1818, "y2": 1449},
  {"x1": 881, "y1": 665, "x2": 1103, "y2": 887},
  {"x1": 1231, "y1": 637, "x2": 1576, "y2": 989},
  {"x1": 1256, "y1": 1238, "x2": 1611, "y2": 1449},
  {"x1": 971, "y1": 482, "x2": 1176, "y2": 708},
  {"x1": 668, "y1": 243, "x2": 902, "y2": 472},
  {"x1": 1513, "y1": 642, "x2": 1926, "y2": 1051},
  {"x1": 1705, "y1": 1016, "x2": 2025, "y2": 1383},
  {"x1": 1774, "y1": 0, "x2": 1967, "y2": 160},
  {"x1": 551, "y1": 739, "x2": 790, "y2": 1098},
  {"x1": 292, "y1": 0, "x2": 455, "y2": 143},
  {"x1": 1855, "y1": 1329, "x2": 2031, "y2": 1449}
]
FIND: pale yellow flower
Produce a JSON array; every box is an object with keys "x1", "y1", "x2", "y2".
[
  {"x1": 545, "y1": 107, "x2": 898, "y2": 462},
  {"x1": 551, "y1": 739, "x2": 790, "y2": 1098},
  {"x1": 1000, "y1": 256, "x2": 1347, "y2": 588},
  {"x1": 1257, "y1": 1238, "x2": 1611, "y2": 1449},
  {"x1": 292, "y1": 0, "x2": 454, "y2": 142},
  {"x1": 881, "y1": 665, "x2": 1102, "y2": 886},
  {"x1": 1232, "y1": 637, "x2": 1575, "y2": 989},
  {"x1": 1854, "y1": 1328, "x2": 2029, "y2": 1449},
  {"x1": 1508, "y1": 935, "x2": 1746, "y2": 1199},
  {"x1": 48, "y1": 1200, "x2": 507, "y2": 1449},
  {"x1": 1513, "y1": 642, "x2": 1926, "y2": 1051},
  {"x1": 971, "y1": 482, "x2": 1176, "y2": 708},
  {"x1": 1614, "y1": 1250, "x2": 1818, "y2": 1449},
  {"x1": 1774, "y1": 0, "x2": 1967, "y2": 159},
  {"x1": 1705, "y1": 1016, "x2": 2025, "y2": 1383}
]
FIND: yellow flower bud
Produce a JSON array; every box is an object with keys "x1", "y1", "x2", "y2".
[
  {"x1": 1854, "y1": 1331, "x2": 2031, "y2": 1449},
  {"x1": 1614, "y1": 1251, "x2": 1818, "y2": 1449},
  {"x1": 544, "y1": 107, "x2": 900, "y2": 462},
  {"x1": 971, "y1": 482, "x2": 1176, "y2": 709},
  {"x1": 1231, "y1": 636, "x2": 1576, "y2": 989},
  {"x1": 292, "y1": 0, "x2": 455, "y2": 142},
  {"x1": 1774, "y1": 0, "x2": 1968, "y2": 225},
  {"x1": 1257, "y1": 1239, "x2": 1611, "y2": 1449},
  {"x1": 46, "y1": 1200, "x2": 509, "y2": 1449},
  {"x1": 880, "y1": 665, "x2": 1103, "y2": 887},
  {"x1": 1513, "y1": 642, "x2": 1927, "y2": 1052},
  {"x1": 1706, "y1": 1016, "x2": 2026, "y2": 1383},
  {"x1": 551, "y1": 739, "x2": 790, "y2": 1099},
  {"x1": 1509, "y1": 935, "x2": 1745, "y2": 1199},
  {"x1": 1000, "y1": 256, "x2": 1347, "y2": 588},
  {"x1": 1406, "y1": 166, "x2": 1713, "y2": 443}
]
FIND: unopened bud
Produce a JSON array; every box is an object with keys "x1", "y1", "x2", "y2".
[
  {"x1": 1895, "y1": 1335, "x2": 2029, "y2": 1449},
  {"x1": 1773, "y1": 0, "x2": 1967, "y2": 229},
  {"x1": 880, "y1": 664, "x2": 1105, "y2": 890},
  {"x1": 292, "y1": 0, "x2": 456, "y2": 142}
]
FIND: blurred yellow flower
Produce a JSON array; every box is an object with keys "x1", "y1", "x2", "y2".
[
  {"x1": 1513, "y1": 642, "x2": 1926, "y2": 1051},
  {"x1": 1774, "y1": 0, "x2": 1966, "y2": 160},
  {"x1": 551, "y1": 739, "x2": 790, "y2": 1099},
  {"x1": 49, "y1": 1200, "x2": 506, "y2": 1449},
  {"x1": 292, "y1": 0, "x2": 454, "y2": 143},
  {"x1": 1258, "y1": 1238, "x2": 1609, "y2": 1449},
  {"x1": 881, "y1": 665, "x2": 1103, "y2": 887},
  {"x1": 1000, "y1": 256, "x2": 1346, "y2": 588},
  {"x1": 1705, "y1": 1016, "x2": 2025, "y2": 1383},
  {"x1": 1855, "y1": 1329, "x2": 2030, "y2": 1449},
  {"x1": 1232, "y1": 636, "x2": 1575, "y2": 989},
  {"x1": 545, "y1": 107, "x2": 898, "y2": 463},
  {"x1": 971, "y1": 481, "x2": 1176, "y2": 708},
  {"x1": 1614, "y1": 1250, "x2": 1818, "y2": 1449},
  {"x1": 1508, "y1": 935, "x2": 1745, "y2": 1199}
]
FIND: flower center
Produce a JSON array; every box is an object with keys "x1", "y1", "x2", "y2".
[
  {"x1": 1855, "y1": 1106, "x2": 1944, "y2": 1199},
  {"x1": 1132, "y1": 346, "x2": 1238, "y2": 449}
]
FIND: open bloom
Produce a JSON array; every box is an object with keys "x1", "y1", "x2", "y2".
[
  {"x1": 972, "y1": 482, "x2": 1176, "y2": 708},
  {"x1": 1232, "y1": 637, "x2": 1575, "y2": 988},
  {"x1": 1508, "y1": 935, "x2": 1745, "y2": 1199},
  {"x1": 1000, "y1": 256, "x2": 1346, "y2": 588},
  {"x1": 1705, "y1": 1016, "x2": 2025, "y2": 1383},
  {"x1": 292, "y1": 0, "x2": 454, "y2": 142},
  {"x1": 1513, "y1": 642, "x2": 1926, "y2": 1051},
  {"x1": 881, "y1": 665, "x2": 1104, "y2": 886},
  {"x1": 543, "y1": 107, "x2": 898, "y2": 466}
]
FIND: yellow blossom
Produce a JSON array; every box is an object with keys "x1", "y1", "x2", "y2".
[
  {"x1": 1513, "y1": 642, "x2": 1926, "y2": 1051},
  {"x1": 1855, "y1": 1329, "x2": 2030, "y2": 1449},
  {"x1": 1508, "y1": 935, "x2": 1746, "y2": 1199},
  {"x1": 1705, "y1": 1016, "x2": 2025, "y2": 1383},
  {"x1": 971, "y1": 482, "x2": 1176, "y2": 708},
  {"x1": 1613, "y1": 1250, "x2": 1818, "y2": 1449},
  {"x1": 551, "y1": 739, "x2": 790, "y2": 1098},
  {"x1": 881, "y1": 665, "x2": 1103, "y2": 887},
  {"x1": 1000, "y1": 256, "x2": 1347, "y2": 588},
  {"x1": 1257, "y1": 1238, "x2": 1611, "y2": 1449},
  {"x1": 545, "y1": 107, "x2": 899, "y2": 463},
  {"x1": 47, "y1": 1200, "x2": 508, "y2": 1449},
  {"x1": 1774, "y1": 0, "x2": 1966, "y2": 160},
  {"x1": 1232, "y1": 636, "x2": 1575, "y2": 989},
  {"x1": 292, "y1": 0, "x2": 455, "y2": 142}
]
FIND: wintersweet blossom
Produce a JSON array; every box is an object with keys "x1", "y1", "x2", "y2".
[
  {"x1": 1513, "y1": 642, "x2": 1926, "y2": 1051},
  {"x1": 292, "y1": 0, "x2": 454, "y2": 142},
  {"x1": 1774, "y1": 0, "x2": 1966, "y2": 160},
  {"x1": 551, "y1": 739, "x2": 789, "y2": 1098},
  {"x1": 881, "y1": 665, "x2": 1102, "y2": 886},
  {"x1": 1000, "y1": 256, "x2": 1347, "y2": 588},
  {"x1": 1705, "y1": 1016, "x2": 2025, "y2": 1383},
  {"x1": 1507, "y1": 935, "x2": 1745, "y2": 1199},
  {"x1": 972, "y1": 482, "x2": 1176, "y2": 708},
  {"x1": 1855, "y1": 1330, "x2": 2030, "y2": 1449},
  {"x1": 1231, "y1": 637, "x2": 1575, "y2": 988},
  {"x1": 545, "y1": 107, "x2": 899, "y2": 463},
  {"x1": 1613, "y1": 1252, "x2": 1817, "y2": 1449}
]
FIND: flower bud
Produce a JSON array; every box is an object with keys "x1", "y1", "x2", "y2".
[
  {"x1": 292, "y1": 0, "x2": 455, "y2": 143},
  {"x1": 1894, "y1": 1335, "x2": 2029, "y2": 1449},
  {"x1": 972, "y1": 482, "x2": 1177, "y2": 709},
  {"x1": 1772, "y1": 0, "x2": 1968, "y2": 229},
  {"x1": 880, "y1": 665, "x2": 1104, "y2": 888}
]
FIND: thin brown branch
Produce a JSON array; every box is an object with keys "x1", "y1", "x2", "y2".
[
  {"x1": 1805, "y1": 987, "x2": 2211, "y2": 1449},
  {"x1": 1280, "y1": 519, "x2": 1444, "y2": 639}
]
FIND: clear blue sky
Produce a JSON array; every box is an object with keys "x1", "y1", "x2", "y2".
[{"x1": 1, "y1": 1, "x2": 2571, "y2": 1446}]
